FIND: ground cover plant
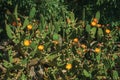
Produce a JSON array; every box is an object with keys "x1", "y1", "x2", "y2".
[{"x1": 0, "y1": 0, "x2": 120, "y2": 80}]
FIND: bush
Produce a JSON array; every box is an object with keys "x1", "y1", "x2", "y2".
[{"x1": 0, "y1": 0, "x2": 120, "y2": 80}]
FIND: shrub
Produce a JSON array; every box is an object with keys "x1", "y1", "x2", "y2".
[{"x1": 0, "y1": 0, "x2": 120, "y2": 80}]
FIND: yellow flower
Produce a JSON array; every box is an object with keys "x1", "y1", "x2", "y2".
[
  {"x1": 66, "y1": 63, "x2": 72, "y2": 70},
  {"x1": 24, "y1": 40, "x2": 30, "y2": 46},
  {"x1": 73, "y1": 38, "x2": 79, "y2": 43},
  {"x1": 105, "y1": 29, "x2": 110, "y2": 34},
  {"x1": 93, "y1": 18, "x2": 98, "y2": 23},
  {"x1": 38, "y1": 45, "x2": 44, "y2": 51},
  {"x1": 27, "y1": 24, "x2": 32, "y2": 30},
  {"x1": 95, "y1": 48, "x2": 101, "y2": 53},
  {"x1": 81, "y1": 44, "x2": 87, "y2": 49},
  {"x1": 91, "y1": 21, "x2": 97, "y2": 27}
]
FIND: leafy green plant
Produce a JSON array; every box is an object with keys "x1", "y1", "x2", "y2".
[{"x1": 0, "y1": 0, "x2": 120, "y2": 80}]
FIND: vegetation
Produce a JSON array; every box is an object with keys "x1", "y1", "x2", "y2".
[{"x1": 0, "y1": 0, "x2": 120, "y2": 80}]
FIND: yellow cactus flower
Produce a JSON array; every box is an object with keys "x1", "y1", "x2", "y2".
[
  {"x1": 27, "y1": 24, "x2": 32, "y2": 30},
  {"x1": 93, "y1": 18, "x2": 98, "y2": 23},
  {"x1": 95, "y1": 48, "x2": 101, "y2": 53},
  {"x1": 105, "y1": 29, "x2": 110, "y2": 34},
  {"x1": 24, "y1": 40, "x2": 30, "y2": 46},
  {"x1": 38, "y1": 45, "x2": 44, "y2": 51},
  {"x1": 73, "y1": 38, "x2": 79, "y2": 43},
  {"x1": 91, "y1": 21, "x2": 97, "y2": 27},
  {"x1": 81, "y1": 44, "x2": 87, "y2": 49},
  {"x1": 66, "y1": 63, "x2": 72, "y2": 70}
]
